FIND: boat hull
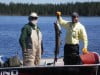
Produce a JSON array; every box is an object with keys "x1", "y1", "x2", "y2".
[
  {"x1": 0, "y1": 58, "x2": 100, "y2": 75},
  {"x1": 0, "y1": 64, "x2": 100, "y2": 75}
]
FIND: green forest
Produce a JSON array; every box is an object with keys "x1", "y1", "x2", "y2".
[{"x1": 0, "y1": 2, "x2": 100, "y2": 16}]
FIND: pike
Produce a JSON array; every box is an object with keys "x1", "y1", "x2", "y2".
[{"x1": 54, "y1": 21, "x2": 61, "y2": 64}]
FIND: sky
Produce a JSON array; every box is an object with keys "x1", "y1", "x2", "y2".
[{"x1": 0, "y1": 0, "x2": 100, "y2": 4}]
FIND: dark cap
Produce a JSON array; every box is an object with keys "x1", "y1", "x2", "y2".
[{"x1": 71, "y1": 12, "x2": 79, "y2": 17}]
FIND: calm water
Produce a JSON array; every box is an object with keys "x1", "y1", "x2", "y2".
[{"x1": 0, "y1": 16, "x2": 100, "y2": 59}]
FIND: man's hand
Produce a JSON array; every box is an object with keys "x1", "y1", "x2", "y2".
[
  {"x1": 41, "y1": 41, "x2": 44, "y2": 55},
  {"x1": 41, "y1": 49, "x2": 43, "y2": 55},
  {"x1": 56, "y1": 11, "x2": 61, "y2": 16},
  {"x1": 82, "y1": 48, "x2": 89, "y2": 54},
  {"x1": 56, "y1": 11, "x2": 61, "y2": 19},
  {"x1": 23, "y1": 48, "x2": 27, "y2": 52},
  {"x1": 54, "y1": 57, "x2": 57, "y2": 64}
]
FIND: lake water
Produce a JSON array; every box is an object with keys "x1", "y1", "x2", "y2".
[{"x1": 0, "y1": 16, "x2": 100, "y2": 59}]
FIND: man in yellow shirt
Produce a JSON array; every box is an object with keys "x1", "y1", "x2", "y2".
[{"x1": 56, "y1": 12, "x2": 88, "y2": 65}]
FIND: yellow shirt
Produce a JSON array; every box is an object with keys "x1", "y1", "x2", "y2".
[{"x1": 58, "y1": 17, "x2": 88, "y2": 48}]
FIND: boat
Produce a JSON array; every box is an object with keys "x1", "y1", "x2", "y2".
[{"x1": 0, "y1": 58, "x2": 100, "y2": 75}]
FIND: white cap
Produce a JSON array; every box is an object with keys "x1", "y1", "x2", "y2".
[{"x1": 30, "y1": 12, "x2": 38, "y2": 17}]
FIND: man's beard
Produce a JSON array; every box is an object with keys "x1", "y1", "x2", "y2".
[{"x1": 31, "y1": 20, "x2": 38, "y2": 25}]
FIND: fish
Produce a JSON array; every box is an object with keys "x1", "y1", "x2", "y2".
[{"x1": 54, "y1": 21, "x2": 61, "y2": 64}]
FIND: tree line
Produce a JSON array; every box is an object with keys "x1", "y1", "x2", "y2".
[{"x1": 0, "y1": 2, "x2": 100, "y2": 16}]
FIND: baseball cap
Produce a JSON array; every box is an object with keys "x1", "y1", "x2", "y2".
[
  {"x1": 71, "y1": 12, "x2": 79, "y2": 17},
  {"x1": 29, "y1": 12, "x2": 38, "y2": 18}
]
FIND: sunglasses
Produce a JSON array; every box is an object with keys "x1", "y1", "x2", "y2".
[
  {"x1": 72, "y1": 16, "x2": 78, "y2": 18},
  {"x1": 29, "y1": 16, "x2": 38, "y2": 20}
]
